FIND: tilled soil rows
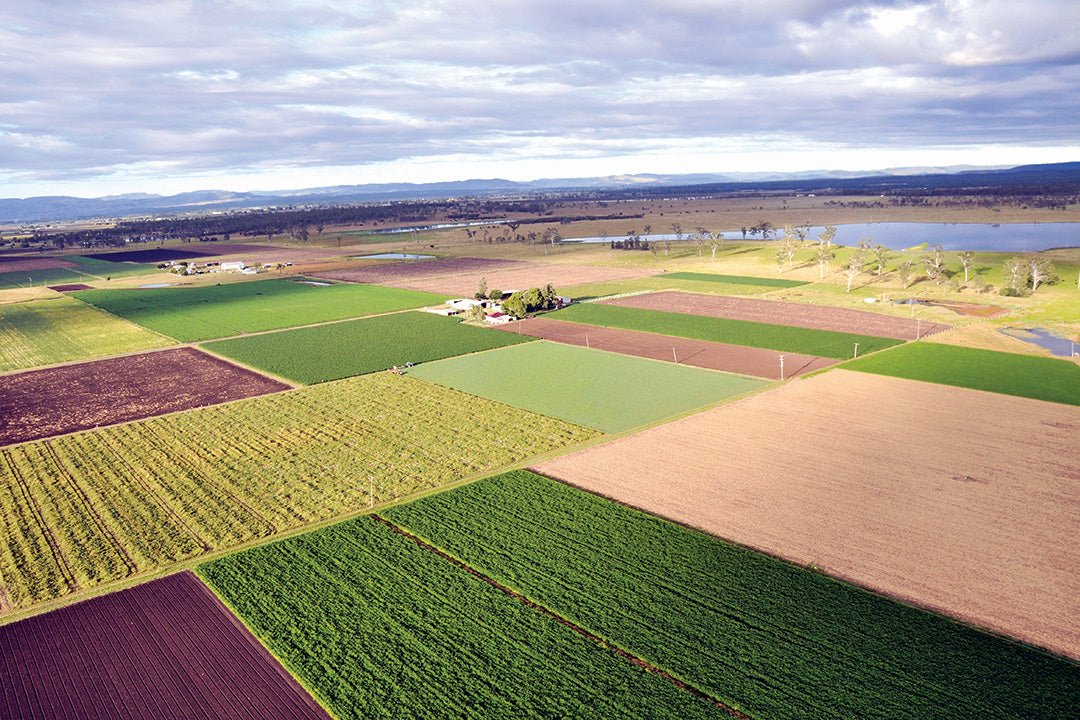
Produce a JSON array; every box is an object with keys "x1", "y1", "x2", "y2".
[
  {"x1": 536, "y1": 369, "x2": 1080, "y2": 661},
  {"x1": 606, "y1": 291, "x2": 950, "y2": 339},
  {"x1": 312, "y1": 257, "x2": 529, "y2": 284},
  {"x1": 0, "y1": 347, "x2": 290, "y2": 446},
  {"x1": 497, "y1": 317, "x2": 835, "y2": 378},
  {"x1": 0, "y1": 571, "x2": 330, "y2": 719},
  {"x1": 392, "y1": 263, "x2": 653, "y2": 296},
  {"x1": 0, "y1": 257, "x2": 78, "y2": 273}
]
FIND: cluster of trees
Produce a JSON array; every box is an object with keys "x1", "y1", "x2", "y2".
[
  {"x1": 1001, "y1": 255, "x2": 1058, "y2": 296},
  {"x1": 502, "y1": 284, "x2": 561, "y2": 318}
]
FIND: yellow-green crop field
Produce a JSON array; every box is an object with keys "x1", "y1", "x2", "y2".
[{"x1": 0, "y1": 373, "x2": 597, "y2": 615}]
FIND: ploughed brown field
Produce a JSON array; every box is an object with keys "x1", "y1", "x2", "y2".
[
  {"x1": 0, "y1": 257, "x2": 78, "y2": 273},
  {"x1": 606, "y1": 291, "x2": 951, "y2": 339},
  {"x1": 387, "y1": 263, "x2": 653, "y2": 296},
  {"x1": 0, "y1": 347, "x2": 290, "y2": 446},
  {"x1": 536, "y1": 369, "x2": 1080, "y2": 660},
  {"x1": 497, "y1": 317, "x2": 834, "y2": 378},
  {"x1": 312, "y1": 256, "x2": 528, "y2": 284},
  {"x1": 46, "y1": 283, "x2": 94, "y2": 292},
  {"x1": 0, "y1": 571, "x2": 329, "y2": 720}
]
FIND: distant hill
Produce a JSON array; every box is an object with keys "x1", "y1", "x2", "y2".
[{"x1": 2, "y1": 162, "x2": 1078, "y2": 224}]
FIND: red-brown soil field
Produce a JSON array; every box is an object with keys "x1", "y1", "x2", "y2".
[
  {"x1": 389, "y1": 263, "x2": 653, "y2": 296},
  {"x1": 0, "y1": 348, "x2": 290, "y2": 446},
  {"x1": 312, "y1": 256, "x2": 528, "y2": 285},
  {"x1": 0, "y1": 257, "x2": 77, "y2": 273},
  {"x1": 46, "y1": 283, "x2": 94, "y2": 292},
  {"x1": 0, "y1": 571, "x2": 330, "y2": 719},
  {"x1": 606, "y1": 291, "x2": 951, "y2": 339},
  {"x1": 536, "y1": 369, "x2": 1080, "y2": 660},
  {"x1": 497, "y1": 317, "x2": 835, "y2": 378}
]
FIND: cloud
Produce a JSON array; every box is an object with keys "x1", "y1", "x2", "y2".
[{"x1": 0, "y1": 1, "x2": 1077, "y2": 195}]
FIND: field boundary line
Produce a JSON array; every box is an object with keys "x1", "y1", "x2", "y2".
[{"x1": 371, "y1": 514, "x2": 754, "y2": 720}]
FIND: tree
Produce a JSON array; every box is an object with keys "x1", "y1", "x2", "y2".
[
  {"x1": 487, "y1": 288, "x2": 503, "y2": 302},
  {"x1": 922, "y1": 244, "x2": 946, "y2": 284},
  {"x1": 843, "y1": 242, "x2": 869, "y2": 292},
  {"x1": 1002, "y1": 257, "x2": 1029, "y2": 295},
  {"x1": 691, "y1": 228, "x2": 706, "y2": 256},
  {"x1": 474, "y1": 277, "x2": 488, "y2": 300},
  {"x1": 708, "y1": 231, "x2": 723, "y2": 259},
  {"x1": 1026, "y1": 253, "x2": 1056, "y2": 292},
  {"x1": 897, "y1": 260, "x2": 916, "y2": 288},
  {"x1": 815, "y1": 226, "x2": 836, "y2": 279},
  {"x1": 670, "y1": 223, "x2": 682, "y2": 243},
  {"x1": 779, "y1": 225, "x2": 799, "y2": 270},
  {"x1": 872, "y1": 244, "x2": 892, "y2": 276},
  {"x1": 464, "y1": 304, "x2": 485, "y2": 323},
  {"x1": 958, "y1": 251, "x2": 975, "y2": 284}
]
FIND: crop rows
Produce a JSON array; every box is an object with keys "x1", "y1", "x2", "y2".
[
  {"x1": 198, "y1": 515, "x2": 725, "y2": 719},
  {"x1": 0, "y1": 375, "x2": 596, "y2": 613},
  {"x1": 383, "y1": 470, "x2": 1079, "y2": 720}
]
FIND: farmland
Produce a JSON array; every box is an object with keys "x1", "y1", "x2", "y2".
[
  {"x1": 0, "y1": 373, "x2": 595, "y2": 614},
  {"x1": 0, "y1": 571, "x2": 330, "y2": 719},
  {"x1": 844, "y1": 341, "x2": 1080, "y2": 405},
  {"x1": 204, "y1": 311, "x2": 532, "y2": 384},
  {"x1": 409, "y1": 340, "x2": 766, "y2": 432},
  {"x1": 198, "y1": 515, "x2": 726, "y2": 720},
  {"x1": 550, "y1": 301, "x2": 904, "y2": 358},
  {"x1": 384, "y1": 470, "x2": 1079, "y2": 720},
  {"x1": 0, "y1": 295, "x2": 173, "y2": 372},
  {"x1": 537, "y1": 369, "x2": 1080, "y2": 660},
  {"x1": 607, "y1": 290, "x2": 950, "y2": 339},
  {"x1": 497, "y1": 317, "x2": 835, "y2": 378},
  {"x1": 74, "y1": 278, "x2": 447, "y2": 341},
  {"x1": 661, "y1": 271, "x2": 809, "y2": 288},
  {"x1": 312, "y1": 256, "x2": 528, "y2": 284},
  {"x1": 0, "y1": 347, "x2": 290, "y2": 446},
  {"x1": 379, "y1": 262, "x2": 653, "y2": 296}
]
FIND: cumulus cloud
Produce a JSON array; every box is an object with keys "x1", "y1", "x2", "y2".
[{"x1": 0, "y1": 0, "x2": 1076, "y2": 194}]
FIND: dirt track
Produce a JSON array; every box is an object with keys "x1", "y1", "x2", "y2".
[
  {"x1": 497, "y1": 317, "x2": 835, "y2": 378},
  {"x1": 536, "y1": 369, "x2": 1080, "y2": 660},
  {"x1": 606, "y1": 291, "x2": 950, "y2": 339}
]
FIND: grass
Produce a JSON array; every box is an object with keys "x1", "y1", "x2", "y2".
[
  {"x1": 0, "y1": 258, "x2": 158, "y2": 289},
  {"x1": 198, "y1": 517, "x2": 724, "y2": 720},
  {"x1": 73, "y1": 278, "x2": 448, "y2": 342},
  {"x1": 843, "y1": 342, "x2": 1080, "y2": 405},
  {"x1": 561, "y1": 275, "x2": 794, "y2": 300},
  {"x1": 203, "y1": 311, "x2": 533, "y2": 384},
  {"x1": 408, "y1": 341, "x2": 766, "y2": 432},
  {"x1": 661, "y1": 271, "x2": 809, "y2": 287},
  {"x1": 550, "y1": 302, "x2": 904, "y2": 359},
  {"x1": 383, "y1": 470, "x2": 1079, "y2": 720},
  {"x1": 0, "y1": 373, "x2": 596, "y2": 615},
  {"x1": 0, "y1": 296, "x2": 173, "y2": 372}
]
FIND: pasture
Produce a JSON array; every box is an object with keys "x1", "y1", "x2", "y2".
[
  {"x1": 844, "y1": 341, "x2": 1080, "y2": 405},
  {"x1": 660, "y1": 271, "x2": 809, "y2": 288},
  {"x1": 0, "y1": 295, "x2": 173, "y2": 372},
  {"x1": 74, "y1": 278, "x2": 447, "y2": 341},
  {"x1": 550, "y1": 302, "x2": 904, "y2": 358},
  {"x1": 0, "y1": 572, "x2": 329, "y2": 720},
  {"x1": 198, "y1": 516, "x2": 725, "y2": 720},
  {"x1": 0, "y1": 373, "x2": 595, "y2": 615},
  {"x1": 385, "y1": 470, "x2": 1078, "y2": 720},
  {"x1": 204, "y1": 311, "x2": 532, "y2": 384},
  {"x1": 408, "y1": 340, "x2": 766, "y2": 432},
  {"x1": 537, "y1": 369, "x2": 1080, "y2": 660}
]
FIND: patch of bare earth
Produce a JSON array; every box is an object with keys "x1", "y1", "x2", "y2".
[
  {"x1": 0, "y1": 347, "x2": 290, "y2": 446},
  {"x1": 607, "y1": 291, "x2": 950, "y2": 340},
  {"x1": 535, "y1": 369, "x2": 1080, "y2": 660},
  {"x1": 0, "y1": 257, "x2": 78, "y2": 273},
  {"x1": 391, "y1": 263, "x2": 654, "y2": 296},
  {"x1": 311, "y1": 257, "x2": 529, "y2": 284},
  {"x1": 497, "y1": 317, "x2": 834, "y2": 378}
]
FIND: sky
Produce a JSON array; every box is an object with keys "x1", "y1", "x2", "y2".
[{"x1": 1, "y1": 1, "x2": 1078, "y2": 198}]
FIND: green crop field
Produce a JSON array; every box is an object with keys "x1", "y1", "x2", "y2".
[
  {"x1": 0, "y1": 296, "x2": 173, "y2": 372},
  {"x1": 409, "y1": 341, "x2": 766, "y2": 432},
  {"x1": 661, "y1": 271, "x2": 810, "y2": 288},
  {"x1": 64, "y1": 255, "x2": 160, "y2": 279},
  {"x1": 0, "y1": 374, "x2": 595, "y2": 614},
  {"x1": 198, "y1": 516, "x2": 724, "y2": 720},
  {"x1": 0, "y1": 258, "x2": 157, "y2": 288},
  {"x1": 73, "y1": 278, "x2": 448, "y2": 341},
  {"x1": 562, "y1": 275, "x2": 798, "y2": 301},
  {"x1": 204, "y1": 311, "x2": 533, "y2": 384},
  {"x1": 384, "y1": 471, "x2": 1079, "y2": 720},
  {"x1": 551, "y1": 302, "x2": 903, "y2": 358},
  {"x1": 844, "y1": 342, "x2": 1080, "y2": 405}
]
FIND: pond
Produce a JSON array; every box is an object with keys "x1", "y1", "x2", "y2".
[
  {"x1": 565, "y1": 222, "x2": 1079, "y2": 252},
  {"x1": 370, "y1": 220, "x2": 507, "y2": 235},
  {"x1": 138, "y1": 282, "x2": 173, "y2": 288},
  {"x1": 999, "y1": 327, "x2": 1078, "y2": 357},
  {"x1": 355, "y1": 253, "x2": 436, "y2": 260}
]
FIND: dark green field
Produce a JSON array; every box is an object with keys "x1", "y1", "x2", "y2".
[
  {"x1": 844, "y1": 342, "x2": 1080, "y2": 405},
  {"x1": 204, "y1": 311, "x2": 534, "y2": 384},
  {"x1": 198, "y1": 516, "x2": 725, "y2": 720},
  {"x1": 74, "y1": 278, "x2": 447, "y2": 341},
  {"x1": 383, "y1": 471, "x2": 1078, "y2": 720},
  {"x1": 550, "y1": 302, "x2": 902, "y2": 359},
  {"x1": 662, "y1": 271, "x2": 809, "y2": 288}
]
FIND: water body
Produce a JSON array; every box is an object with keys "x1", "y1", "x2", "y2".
[
  {"x1": 370, "y1": 220, "x2": 508, "y2": 235},
  {"x1": 1000, "y1": 327, "x2": 1078, "y2": 357},
  {"x1": 138, "y1": 282, "x2": 173, "y2": 288},
  {"x1": 566, "y1": 223, "x2": 1079, "y2": 252},
  {"x1": 356, "y1": 252, "x2": 436, "y2": 260}
]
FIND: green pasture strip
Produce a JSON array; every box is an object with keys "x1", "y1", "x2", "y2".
[
  {"x1": 0, "y1": 296, "x2": 173, "y2": 372},
  {"x1": 198, "y1": 517, "x2": 723, "y2": 720},
  {"x1": 64, "y1": 256, "x2": 160, "y2": 278},
  {"x1": 204, "y1": 311, "x2": 533, "y2": 385},
  {"x1": 662, "y1": 271, "x2": 809, "y2": 288},
  {"x1": 73, "y1": 278, "x2": 448, "y2": 342},
  {"x1": 385, "y1": 471, "x2": 1079, "y2": 720},
  {"x1": 408, "y1": 341, "x2": 766, "y2": 433},
  {"x1": 0, "y1": 267, "x2": 93, "y2": 289},
  {"x1": 551, "y1": 302, "x2": 902, "y2": 359},
  {"x1": 0, "y1": 374, "x2": 596, "y2": 614},
  {"x1": 844, "y1": 342, "x2": 1080, "y2": 405},
  {"x1": 563, "y1": 276, "x2": 780, "y2": 301}
]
